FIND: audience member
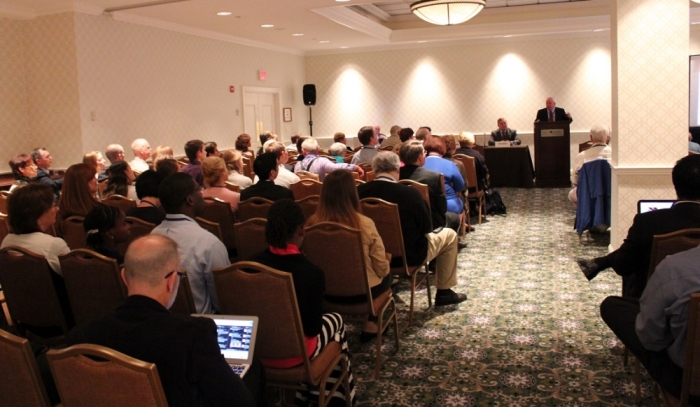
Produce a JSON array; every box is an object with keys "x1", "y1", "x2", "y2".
[
  {"x1": 126, "y1": 170, "x2": 166, "y2": 225},
  {"x1": 374, "y1": 124, "x2": 386, "y2": 146},
  {"x1": 456, "y1": 131, "x2": 489, "y2": 191},
  {"x1": 1, "y1": 183, "x2": 69, "y2": 275},
  {"x1": 150, "y1": 145, "x2": 174, "y2": 163},
  {"x1": 259, "y1": 141, "x2": 299, "y2": 188},
  {"x1": 306, "y1": 170, "x2": 391, "y2": 339},
  {"x1": 489, "y1": 118, "x2": 521, "y2": 146},
  {"x1": 415, "y1": 127, "x2": 431, "y2": 141},
  {"x1": 155, "y1": 157, "x2": 179, "y2": 178},
  {"x1": 690, "y1": 132, "x2": 700, "y2": 153},
  {"x1": 577, "y1": 155, "x2": 700, "y2": 299},
  {"x1": 129, "y1": 138, "x2": 151, "y2": 173},
  {"x1": 443, "y1": 135, "x2": 469, "y2": 192},
  {"x1": 334, "y1": 131, "x2": 353, "y2": 152},
  {"x1": 240, "y1": 153, "x2": 294, "y2": 202},
  {"x1": 248, "y1": 199, "x2": 355, "y2": 405},
  {"x1": 568, "y1": 124, "x2": 612, "y2": 206},
  {"x1": 351, "y1": 126, "x2": 379, "y2": 165},
  {"x1": 83, "y1": 151, "x2": 107, "y2": 181},
  {"x1": 423, "y1": 135, "x2": 465, "y2": 232},
  {"x1": 201, "y1": 156, "x2": 241, "y2": 215},
  {"x1": 204, "y1": 141, "x2": 220, "y2": 157},
  {"x1": 296, "y1": 135, "x2": 310, "y2": 157},
  {"x1": 84, "y1": 205, "x2": 129, "y2": 265},
  {"x1": 105, "y1": 144, "x2": 125, "y2": 164},
  {"x1": 358, "y1": 153, "x2": 467, "y2": 306},
  {"x1": 181, "y1": 139, "x2": 206, "y2": 188},
  {"x1": 103, "y1": 161, "x2": 137, "y2": 200},
  {"x1": 31, "y1": 147, "x2": 63, "y2": 196},
  {"x1": 235, "y1": 133, "x2": 253, "y2": 157},
  {"x1": 257, "y1": 131, "x2": 276, "y2": 156},
  {"x1": 286, "y1": 133, "x2": 301, "y2": 151},
  {"x1": 8, "y1": 154, "x2": 37, "y2": 192},
  {"x1": 379, "y1": 125, "x2": 402, "y2": 152},
  {"x1": 399, "y1": 128, "x2": 415, "y2": 143},
  {"x1": 329, "y1": 142, "x2": 348, "y2": 163},
  {"x1": 66, "y1": 234, "x2": 255, "y2": 407},
  {"x1": 58, "y1": 163, "x2": 102, "y2": 220},
  {"x1": 222, "y1": 149, "x2": 253, "y2": 189},
  {"x1": 294, "y1": 138, "x2": 363, "y2": 181}
]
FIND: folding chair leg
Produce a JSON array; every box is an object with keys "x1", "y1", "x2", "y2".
[{"x1": 633, "y1": 358, "x2": 641, "y2": 402}]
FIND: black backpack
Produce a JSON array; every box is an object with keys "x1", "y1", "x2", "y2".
[{"x1": 484, "y1": 187, "x2": 507, "y2": 216}]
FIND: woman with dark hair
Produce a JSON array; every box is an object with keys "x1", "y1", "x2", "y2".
[
  {"x1": 84, "y1": 205, "x2": 130, "y2": 265},
  {"x1": 306, "y1": 170, "x2": 391, "y2": 339},
  {"x1": 423, "y1": 135, "x2": 465, "y2": 219},
  {"x1": 235, "y1": 133, "x2": 253, "y2": 157},
  {"x1": 155, "y1": 157, "x2": 179, "y2": 178},
  {"x1": 58, "y1": 163, "x2": 102, "y2": 220},
  {"x1": 103, "y1": 161, "x2": 137, "y2": 200},
  {"x1": 248, "y1": 199, "x2": 355, "y2": 406},
  {"x1": 125, "y1": 170, "x2": 165, "y2": 225},
  {"x1": 1, "y1": 183, "x2": 70, "y2": 275},
  {"x1": 8, "y1": 154, "x2": 37, "y2": 192}
]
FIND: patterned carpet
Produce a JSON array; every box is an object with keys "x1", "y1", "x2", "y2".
[{"x1": 345, "y1": 188, "x2": 656, "y2": 407}]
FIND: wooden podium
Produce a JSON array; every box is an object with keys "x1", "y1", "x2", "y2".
[{"x1": 534, "y1": 121, "x2": 570, "y2": 187}]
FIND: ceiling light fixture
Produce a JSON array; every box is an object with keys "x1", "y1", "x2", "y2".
[
  {"x1": 216, "y1": 12, "x2": 231, "y2": 16},
  {"x1": 319, "y1": 40, "x2": 330, "y2": 43},
  {"x1": 292, "y1": 33, "x2": 304, "y2": 36},
  {"x1": 261, "y1": 24, "x2": 274, "y2": 28},
  {"x1": 410, "y1": 0, "x2": 485, "y2": 26}
]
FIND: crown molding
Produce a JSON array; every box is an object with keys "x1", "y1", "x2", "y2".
[{"x1": 311, "y1": 5, "x2": 391, "y2": 42}]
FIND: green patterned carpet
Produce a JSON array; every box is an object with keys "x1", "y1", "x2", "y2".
[{"x1": 346, "y1": 188, "x2": 655, "y2": 407}]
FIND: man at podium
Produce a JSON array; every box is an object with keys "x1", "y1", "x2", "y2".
[
  {"x1": 535, "y1": 97, "x2": 573, "y2": 123},
  {"x1": 489, "y1": 118, "x2": 521, "y2": 146}
]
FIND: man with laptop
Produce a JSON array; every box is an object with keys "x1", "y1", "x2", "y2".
[
  {"x1": 577, "y1": 155, "x2": 700, "y2": 299},
  {"x1": 66, "y1": 235, "x2": 259, "y2": 407}
]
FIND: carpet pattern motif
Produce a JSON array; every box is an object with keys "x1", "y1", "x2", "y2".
[{"x1": 346, "y1": 188, "x2": 655, "y2": 406}]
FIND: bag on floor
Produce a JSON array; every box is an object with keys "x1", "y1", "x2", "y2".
[{"x1": 484, "y1": 187, "x2": 507, "y2": 216}]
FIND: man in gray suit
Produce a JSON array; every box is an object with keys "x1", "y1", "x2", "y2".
[{"x1": 488, "y1": 118, "x2": 521, "y2": 146}]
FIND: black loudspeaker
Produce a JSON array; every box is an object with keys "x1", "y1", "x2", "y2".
[{"x1": 303, "y1": 84, "x2": 316, "y2": 106}]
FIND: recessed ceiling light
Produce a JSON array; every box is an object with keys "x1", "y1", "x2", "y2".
[
  {"x1": 292, "y1": 33, "x2": 304, "y2": 36},
  {"x1": 336, "y1": 0, "x2": 351, "y2": 2},
  {"x1": 319, "y1": 40, "x2": 330, "y2": 43},
  {"x1": 217, "y1": 12, "x2": 231, "y2": 16},
  {"x1": 261, "y1": 24, "x2": 274, "y2": 28}
]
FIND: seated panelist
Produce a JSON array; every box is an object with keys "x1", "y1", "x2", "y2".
[{"x1": 489, "y1": 118, "x2": 521, "y2": 146}]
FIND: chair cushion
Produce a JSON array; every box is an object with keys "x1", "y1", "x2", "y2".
[{"x1": 264, "y1": 341, "x2": 342, "y2": 385}]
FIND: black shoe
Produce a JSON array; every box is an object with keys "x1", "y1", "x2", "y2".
[
  {"x1": 434, "y1": 289, "x2": 467, "y2": 306},
  {"x1": 576, "y1": 258, "x2": 600, "y2": 281},
  {"x1": 427, "y1": 261, "x2": 436, "y2": 274},
  {"x1": 458, "y1": 241, "x2": 468, "y2": 250},
  {"x1": 360, "y1": 331, "x2": 377, "y2": 342}
]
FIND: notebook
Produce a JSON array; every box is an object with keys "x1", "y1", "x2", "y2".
[
  {"x1": 637, "y1": 200, "x2": 675, "y2": 214},
  {"x1": 199, "y1": 314, "x2": 258, "y2": 378}
]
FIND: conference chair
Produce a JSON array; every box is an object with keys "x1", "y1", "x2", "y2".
[
  {"x1": 168, "y1": 275, "x2": 197, "y2": 316},
  {"x1": 0, "y1": 190, "x2": 9, "y2": 214},
  {"x1": 60, "y1": 216, "x2": 87, "y2": 250},
  {"x1": 47, "y1": 344, "x2": 168, "y2": 407},
  {"x1": 199, "y1": 197, "x2": 237, "y2": 254},
  {"x1": 238, "y1": 197, "x2": 274, "y2": 222},
  {"x1": 101, "y1": 194, "x2": 137, "y2": 213},
  {"x1": 290, "y1": 179, "x2": 323, "y2": 201},
  {"x1": 213, "y1": 261, "x2": 350, "y2": 407},
  {"x1": 233, "y1": 218, "x2": 267, "y2": 260},
  {"x1": 304, "y1": 221, "x2": 399, "y2": 380},
  {"x1": 0, "y1": 329, "x2": 52, "y2": 407},
  {"x1": 296, "y1": 195, "x2": 320, "y2": 221},
  {"x1": 194, "y1": 217, "x2": 225, "y2": 249},
  {"x1": 574, "y1": 159, "x2": 611, "y2": 242},
  {"x1": 118, "y1": 217, "x2": 157, "y2": 258},
  {"x1": 225, "y1": 181, "x2": 240, "y2": 193},
  {"x1": 294, "y1": 170, "x2": 320, "y2": 181},
  {"x1": 241, "y1": 155, "x2": 254, "y2": 181},
  {"x1": 0, "y1": 213, "x2": 9, "y2": 244},
  {"x1": 455, "y1": 154, "x2": 485, "y2": 224}
]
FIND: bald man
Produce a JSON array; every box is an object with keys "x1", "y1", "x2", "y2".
[
  {"x1": 130, "y1": 138, "x2": 151, "y2": 172},
  {"x1": 535, "y1": 97, "x2": 572, "y2": 123}
]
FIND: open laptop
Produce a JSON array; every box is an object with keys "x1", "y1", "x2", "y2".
[
  {"x1": 198, "y1": 315, "x2": 258, "y2": 378},
  {"x1": 637, "y1": 199, "x2": 675, "y2": 214}
]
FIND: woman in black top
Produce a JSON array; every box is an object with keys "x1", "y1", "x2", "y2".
[{"x1": 84, "y1": 205, "x2": 130, "y2": 265}]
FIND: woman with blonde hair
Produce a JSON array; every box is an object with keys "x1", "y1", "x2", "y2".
[
  {"x1": 83, "y1": 151, "x2": 107, "y2": 181},
  {"x1": 58, "y1": 163, "x2": 102, "y2": 220},
  {"x1": 306, "y1": 170, "x2": 391, "y2": 341},
  {"x1": 201, "y1": 156, "x2": 241, "y2": 215},
  {"x1": 222, "y1": 149, "x2": 253, "y2": 189},
  {"x1": 150, "y1": 145, "x2": 174, "y2": 163}
]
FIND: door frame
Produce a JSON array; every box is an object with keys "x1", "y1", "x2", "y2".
[{"x1": 241, "y1": 86, "x2": 282, "y2": 143}]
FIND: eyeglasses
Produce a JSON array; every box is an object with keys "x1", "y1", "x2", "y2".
[{"x1": 164, "y1": 270, "x2": 187, "y2": 280}]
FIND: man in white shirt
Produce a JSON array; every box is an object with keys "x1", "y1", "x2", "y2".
[
  {"x1": 130, "y1": 138, "x2": 151, "y2": 173},
  {"x1": 568, "y1": 124, "x2": 612, "y2": 206},
  {"x1": 151, "y1": 173, "x2": 230, "y2": 314}
]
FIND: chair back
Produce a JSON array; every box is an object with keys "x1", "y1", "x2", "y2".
[
  {"x1": 682, "y1": 293, "x2": 700, "y2": 404},
  {"x1": 0, "y1": 246, "x2": 69, "y2": 334},
  {"x1": 296, "y1": 195, "x2": 319, "y2": 220},
  {"x1": 648, "y1": 228, "x2": 700, "y2": 279},
  {"x1": 101, "y1": 194, "x2": 137, "y2": 213},
  {"x1": 455, "y1": 154, "x2": 480, "y2": 193},
  {"x1": 61, "y1": 216, "x2": 87, "y2": 250},
  {"x1": 225, "y1": 181, "x2": 240, "y2": 193},
  {"x1": 294, "y1": 170, "x2": 320, "y2": 181},
  {"x1": 169, "y1": 276, "x2": 197, "y2": 315},
  {"x1": 97, "y1": 181, "x2": 109, "y2": 199},
  {"x1": 0, "y1": 190, "x2": 9, "y2": 214},
  {"x1": 397, "y1": 179, "x2": 431, "y2": 211},
  {"x1": 124, "y1": 216, "x2": 156, "y2": 244},
  {"x1": 59, "y1": 249, "x2": 126, "y2": 326},
  {"x1": 213, "y1": 261, "x2": 312, "y2": 362},
  {"x1": 47, "y1": 344, "x2": 168, "y2": 407},
  {"x1": 241, "y1": 155, "x2": 254, "y2": 181},
  {"x1": 238, "y1": 197, "x2": 274, "y2": 222},
  {"x1": 195, "y1": 217, "x2": 223, "y2": 242},
  {"x1": 0, "y1": 213, "x2": 9, "y2": 244},
  {"x1": 359, "y1": 198, "x2": 409, "y2": 273},
  {"x1": 356, "y1": 163, "x2": 373, "y2": 181},
  {"x1": 200, "y1": 198, "x2": 237, "y2": 251},
  {"x1": 574, "y1": 159, "x2": 611, "y2": 235},
  {"x1": 0, "y1": 329, "x2": 52, "y2": 407},
  {"x1": 290, "y1": 179, "x2": 323, "y2": 201},
  {"x1": 234, "y1": 218, "x2": 268, "y2": 260}
]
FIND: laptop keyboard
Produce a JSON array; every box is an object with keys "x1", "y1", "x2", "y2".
[{"x1": 230, "y1": 364, "x2": 245, "y2": 376}]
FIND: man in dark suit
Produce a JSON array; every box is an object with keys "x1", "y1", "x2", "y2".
[
  {"x1": 535, "y1": 97, "x2": 573, "y2": 123},
  {"x1": 577, "y1": 154, "x2": 700, "y2": 298},
  {"x1": 489, "y1": 118, "x2": 521, "y2": 145},
  {"x1": 66, "y1": 234, "x2": 257, "y2": 407},
  {"x1": 31, "y1": 148, "x2": 63, "y2": 196},
  {"x1": 358, "y1": 153, "x2": 467, "y2": 306},
  {"x1": 399, "y1": 140, "x2": 460, "y2": 234},
  {"x1": 240, "y1": 152, "x2": 294, "y2": 202}
]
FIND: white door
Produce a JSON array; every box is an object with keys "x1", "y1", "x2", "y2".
[{"x1": 242, "y1": 87, "x2": 280, "y2": 151}]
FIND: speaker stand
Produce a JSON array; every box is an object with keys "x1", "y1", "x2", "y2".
[{"x1": 308, "y1": 106, "x2": 313, "y2": 137}]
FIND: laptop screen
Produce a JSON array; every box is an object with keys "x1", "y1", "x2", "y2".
[
  {"x1": 199, "y1": 315, "x2": 258, "y2": 363},
  {"x1": 637, "y1": 200, "x2": 675, "y2": 214}
]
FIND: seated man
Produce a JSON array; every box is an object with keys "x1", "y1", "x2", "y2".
[
  {"x1": 181, "y1": 139, "x2": 206, "y2": 188},
  {"x1": 358, "y1": 153, "x2": 467, "y2": 306},
  {"x1": 334, "y1": 131, "x2": 354, "y2": 153},
  {"x1": 578, "y1": 155, "x2": 700, "y2": 299},
  {"x1": 241, "y1": 153, "x2": 294, "y2": 202},
  {"x1": 600, "y1": 245, "x2": 700, "y2": 403},
  {"x1": 568, "y1": 124, "x2": 611, "y2": 206},
  {"x1": 351, "y1": 126, "x2": 379, "y2": 165},
  {"x1": 489, "y1": 118, "x2": 521, "y2": 146},
  {"x1": 379, "y1": 125, "x2": 402, "y2": 152},
  {"x1": 129, "y1": 138, "x2": 151, "y2": 173},
  {"x1": 256, "y1": 131, "x2": 276, "y2": 156},
  {"x1": 151, "y1": 173, "x2": 229, "y2": 314},
  {"x1": 260, "y1": 141, "x2": 299, "y2": 189},
  {"x1": 102, "y1": 144, "x2": 125, "y2": 182},
  {"x1": 294, "y1": 137, "x2": 363, "y2": 181},
  {"x1": 66, "y1": 234, "x2": 255, "y2": 407},
  {"x1": 415, "y1": 127, "x2": 431, "y2": 142},
  {"x1": 31, "y1": 148, "x2": 63, "y2": 196},
  {"x1": 455, "y1": 132, "x2": 489, "y2": 191}
]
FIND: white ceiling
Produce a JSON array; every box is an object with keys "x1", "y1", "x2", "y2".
[{"x1": 1, "y1": 0, "x2": 699, "y2": 54}]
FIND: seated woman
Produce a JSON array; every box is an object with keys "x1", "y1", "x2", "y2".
[
  {"x1": 201, "y1": 156, "x2": 241, "y2": 216},
  {"x1": 248, "y1": 199, "x2": 355, "y2": 406},
  {"x1": 82, "y1": 151, "x2": 107, "y2": 181},
  {"x1": 58, "y1": 163, "x2": 103, "y2": 220},
  {"x1": 235, "y1": 133, "x2": 254, "y2": 158},
  {"x1": 125, "y1": 170, "x2": 165, "y2": 225},
  {"x1": 306, "y1": 170, "x2": 391, "y2": 340},
  {"x1": 222, "y1": 149, "x2": 253, "y2": 190},
  {"x1": 103, "y1": 161, "x2": 137, "y2": 201},
  {"x1": 328, "y1": 142, "x2": 347, "y2": 163},
  {"x1": 84, "y1": 206, "x2": 130, "y2": 265},
  {"x1": 423, "y1": 135, "x2": 465, "y2": 231},
  {"x1": 8, "y1": 154, "x2": 37, "y2": 192}
]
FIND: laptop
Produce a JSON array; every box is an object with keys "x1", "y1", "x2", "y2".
[
  {"x1": 199, "y1": 315, "x2": 258, "y2": 378},
  {"x1": 637, "y1": 199, "x2": 675, "y2": 214}
]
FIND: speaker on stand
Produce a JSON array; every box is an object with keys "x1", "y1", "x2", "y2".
[{"x1": 303, "y1": 84, "x2": 316, "y2": 136}]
